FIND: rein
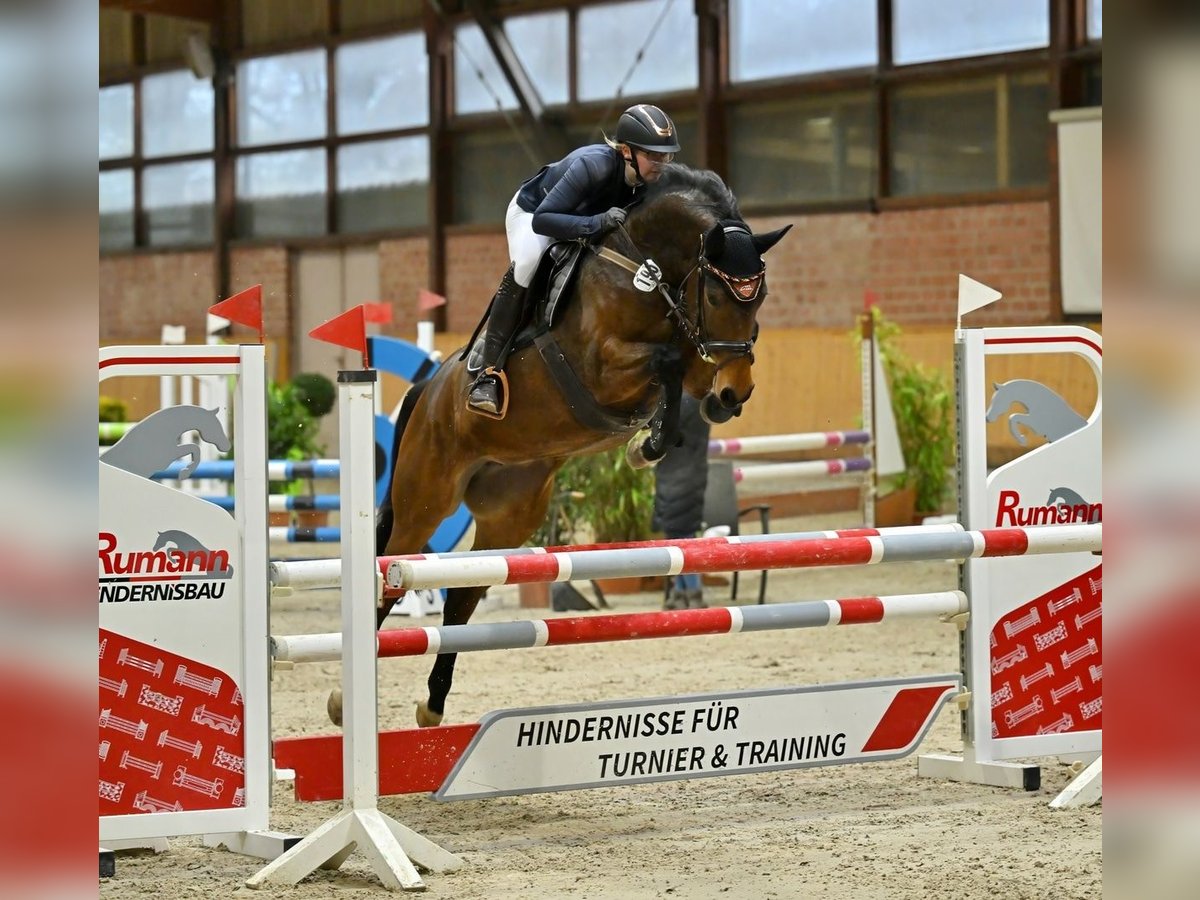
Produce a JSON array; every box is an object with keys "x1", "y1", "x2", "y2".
[{"x1": 591, "y1": 225, "x2": 761, "y2": 367}]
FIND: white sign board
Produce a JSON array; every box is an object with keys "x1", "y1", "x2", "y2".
[{"x1": 436, "y1": 675, "x2": 960, "y2": 801}]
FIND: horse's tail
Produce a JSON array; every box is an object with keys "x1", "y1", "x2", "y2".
[{"x1": 375, "y1": 377, "x2": 432, "y2": 555}]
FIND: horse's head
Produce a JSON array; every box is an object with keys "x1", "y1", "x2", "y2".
[
  {"x1": 620, "y1": 167, "x2": 791, "y2": 423},
  {"x1": 197, "y1": 407, "x2": 232, "y2": 452},
  {"x1": 687, "y1": 219, "x2": 791, "y2": 420}
]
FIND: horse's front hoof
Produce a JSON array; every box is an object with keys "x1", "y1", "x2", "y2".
[
  {"x1": 625, "y1": 431, "x2": 660, "y2": 470},
  {"x1": 327, "y1": 688, "x2": 343, "y2": 726},
  {"x1": 415, "y1": 700, "x2": 444, "y2": 728}
]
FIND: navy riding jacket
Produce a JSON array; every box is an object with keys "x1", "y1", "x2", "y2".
[{"x1": 515, "y1": 144, "x2": 644, "y2": 242}]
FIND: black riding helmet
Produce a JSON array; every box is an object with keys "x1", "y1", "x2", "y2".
[{"x1": 616, "y1": 104, "x2": 680, "y2": 153}]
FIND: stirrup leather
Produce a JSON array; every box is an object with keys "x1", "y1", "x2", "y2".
[{"x1": 466, "y1": 367, "x2": 510, "y2": 421}]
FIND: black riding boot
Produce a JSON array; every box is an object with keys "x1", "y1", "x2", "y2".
[{"x1": 467, "y1": 265, "x2": 527, "y2": 417}]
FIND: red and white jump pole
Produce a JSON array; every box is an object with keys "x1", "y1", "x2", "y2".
[
  {"x1": 272, "y1": 590, "x2": 968, "y2": 665},
  {"x1": 385, "y1": 524, "x2": 1102, "y2": 592},
  {"x1": 268, "y1": 522, "x2": 968, "y2": 595}
]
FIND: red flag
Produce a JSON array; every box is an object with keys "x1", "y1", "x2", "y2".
[
  {"x1": 418, "y1": 289, "x2": 446, "y2": 311},
  {"x1": 208, "y1": 285, "x2": 263, "y2": 343},
  {"x1": 363, "y1": 302, "x2": 393, "y2": 324},
  {"x1": 309, "y1": 305, "x2": 369, "y2": 368},
  {"x1": 863, "y1": 289, "x2": 880, "y2": 311}
]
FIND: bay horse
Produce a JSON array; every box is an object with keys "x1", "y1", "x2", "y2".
[{"x1": 342, "y1": 165, "x2": 790, "y2": 727}]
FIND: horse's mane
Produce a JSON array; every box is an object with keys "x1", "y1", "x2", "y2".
[{"x1": 642, "y1": 164, "x2": 741, "y2": 223}]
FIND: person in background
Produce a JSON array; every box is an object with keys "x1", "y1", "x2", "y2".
[
  {"x1": 466, "y1": 103, "x2": 680, "y2": 417},
  {"x1": 652, "y1": 393, "x2": 711, "y2": 609}
]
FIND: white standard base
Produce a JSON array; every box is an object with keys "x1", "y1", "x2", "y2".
[
  {"x1": 1049, "y1": 756, "x2": 1103, "y2": 809},
  {"x1": 202, "y1": 830, "x2": 299, "y2": 860},
  {"x1": 99, "y1": 837, "x2": 171, "y2": 853},
  {"x1": 918, "y1": 748, "x2": 1042, "y2": 792},
  {"x1": 245, "y1": 807, "x2": 462, "y2": 892}
]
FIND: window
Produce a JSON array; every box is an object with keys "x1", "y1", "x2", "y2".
[
  {"x1": 237, "y1": 49, "x2": 327, "y2": 146},
  {"x1": 455, "y1": 13, "x2": 568, "y2": 115},
  {"x1": 236, "y1": 149, "x2": 327, "y2": 237},
  {"x1": 99, "y1": 84, "x2": 134, "y2": 160},
  {"x1": 1088, "y1": 0, "x2": 1103, "y2": 40},
  {"x1": 144, "y1": 161, "x2": 214, "y2": 245},
  {"x1": 729, "y1": 0, "x2": 876, "y2": 83},
  {"x1": 889, "y1": 73, "x2": 1049, "y2": 196},
  {"x1": 455, "y1": 23, "x2": 518, "y2": 115},
  {"x1": 142, "y1": 70, "x2": 214, "y2": 157},
  {"x1": 100, "y1": 169, "x2": 134, "y2": 250},
  {"x1": 729, "y1": 93, "x2": 876, "y2": 205},
  {"x1": 337, "y1": 137, "x2": 429, "y2": 232},
  {"x1": 506, "y1": 12, "x2": 569, "y2": 106},
  {"x1": 577, "y1": 0, "x2": 697, "y2": 102},
  {"x1": 893, "y1": 0, "x2": 1048, "y2": 66},
  {"x1": 453, "y1": 129, "x2": 538, "y2": 224},
  {"x1": 337, "y1": 33, "x2": 428, "y2": 135}
]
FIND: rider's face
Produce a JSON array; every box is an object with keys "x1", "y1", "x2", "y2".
[{"x1": 634, "y1": 147, "x2": 674, "y2": 182}]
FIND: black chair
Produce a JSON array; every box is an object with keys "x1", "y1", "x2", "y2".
[{"x1": 702, "y1": 460, "x2": 771, "y2": 604}]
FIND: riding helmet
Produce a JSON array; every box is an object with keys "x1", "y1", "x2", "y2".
[{"x1": 616, "y1": 104, "x2": 680, "y2": 153}]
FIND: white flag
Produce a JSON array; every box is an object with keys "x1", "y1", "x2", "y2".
[{"x1": 957, "y1": 274, "x2": 1003, "y2": 322}]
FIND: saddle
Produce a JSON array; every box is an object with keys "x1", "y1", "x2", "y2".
[{"x1": 465, "y1": 241, "x2": 588, "y2": 375}]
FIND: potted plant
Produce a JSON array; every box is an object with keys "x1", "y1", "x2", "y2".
[
  {"x1": 858, "y1": 308, "x2": 955, "y2": 523},
  {"x1": 528, "y1": 445, "x2": 657, "y2": 594},
  {"x1": 266, "y1": 377, "x2": 331, "y2": 526}
]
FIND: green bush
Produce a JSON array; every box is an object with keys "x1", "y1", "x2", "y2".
[
  {"x1": 291, "y1": 372, "x2": 336, "y2": 418},
  {"x1": 267, "y1": 382, "x2": 326, "y2": 462},
  {"x1": 99, "y1": 395, "x2": 127, "y2": 423},
  {"x1": 528, "y1": 446, "x2": 656, "y2": 546}
]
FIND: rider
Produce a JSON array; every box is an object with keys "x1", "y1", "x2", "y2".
[{"x1": 466, "y1": 103, "x2": 681, "y2": 417}]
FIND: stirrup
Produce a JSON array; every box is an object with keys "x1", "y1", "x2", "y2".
[{"x1": 466, "y1": 368, "x2": 510, "y2": 421}]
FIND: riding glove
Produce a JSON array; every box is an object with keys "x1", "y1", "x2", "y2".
[{"x1": 597, "y1": 207, "x2": 627, "y2": 234}]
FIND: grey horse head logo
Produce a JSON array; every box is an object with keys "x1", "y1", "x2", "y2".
[
  {"x1": 1046, "y1": 487, "x2": 1101, "y2": 524},
  {"x1": 985, "y1": 380, "x2": 1087, "y2": 446},
  {"x1": 100, "y1": 406, "x2": 230, "y2": 479},
  {"x1": 152, "y1": 529, "x2": 233, "y2": 579}
]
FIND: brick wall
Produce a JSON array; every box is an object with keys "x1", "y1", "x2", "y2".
[
  {"x1": 229, "y1": 246, "x2": 290, "y2": 341},
  {"x1": 98, "y1": 199, "x2": 1054, "y2": 351},
  {"x1": 99, "y1": 251, "x2": 215, "y2": 341},
  {"x1": 750, "y1": 201, "x2": 1052, "y2": 329},
  {"x1": 444, "y1": 233, "x2": 509, "y2": 331},
  {"x1": 379, "y1": 236, "x2": 429, "y2": 337}
]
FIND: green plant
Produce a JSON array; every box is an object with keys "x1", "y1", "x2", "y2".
[
  {"x1": 857, "y1": 307, "x2": 955, "y2": 514},
  {"x1": 291, "y1": 372, "x2": 336, "y2": 418},
  {"x1": 267, "y1": 382, "x2": 326, "y2": 461},
  {"x1": 99, "y1": 396, "x2": 127, "y2": 423},
  {"x1": 528, "y1": 446, "x2": 656, "y2": 546}
]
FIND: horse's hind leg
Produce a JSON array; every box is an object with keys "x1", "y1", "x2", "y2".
[{"x1": 418, "y1": 460, "x2": 562, "y2": 727}]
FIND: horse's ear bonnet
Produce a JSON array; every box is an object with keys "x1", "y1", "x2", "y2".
[{"x1": 703, "y1": 220, "x2": 763, "y2": 279}]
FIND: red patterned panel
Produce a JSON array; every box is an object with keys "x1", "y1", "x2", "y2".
[
  {"x1": 989, "y1": 565, "x2": 1102, "y2": 738},
  {"x1": 98, "y1": 629, "x2": 245, "y2": 816}
]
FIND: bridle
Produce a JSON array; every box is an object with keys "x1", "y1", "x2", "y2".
[{"x1": 592, "y1": 223, "x2": 764, "y2": 367}]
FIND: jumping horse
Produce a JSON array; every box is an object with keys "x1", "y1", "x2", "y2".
[{"x1": 334, "y1": 165, "x2": 790, "y2": 727}]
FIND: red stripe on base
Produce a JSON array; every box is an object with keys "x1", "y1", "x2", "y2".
[
  {"x1": 274, "y1": 724, "x2": 480, "y2": 801},
  {"x1": 824, "y1": 431, "x2": 842, "y2": 446},
  {"x1": 504, "y1": 554, "x2": 562, "y2": 584},
  {"x1": 836, "y1": 597, "x2": 885, "y2": 624},
  {"x1": 377, "y1": 627, "x2": 433, "y2": 658},
  {"x1": 543, "y1": 607, "x2": 734, "y2": 645},
  {"x1": 861, "y1": 686, "x2": 952, "y2": 752},
  {"x1": 979, "y1": 528, "x2": 1031, "y2": 556}
]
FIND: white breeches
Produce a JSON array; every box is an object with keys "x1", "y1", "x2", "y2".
[{"x1": 506, "y1": 193, "x2": 553, "y2": 288}]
